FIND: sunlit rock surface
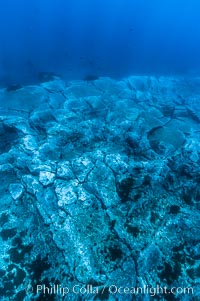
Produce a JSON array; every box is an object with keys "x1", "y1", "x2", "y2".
[{"x1": 0, "y1": 76, "x2": 200, "y2": 300}]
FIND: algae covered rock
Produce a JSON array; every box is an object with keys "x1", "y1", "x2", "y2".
[{"x1": 0, "y1": 76, "x2": 199, "y2": 300}]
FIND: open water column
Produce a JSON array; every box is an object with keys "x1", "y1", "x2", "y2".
[{"x1": 0, "y1": 0, "x2": 200, "y2": 300}]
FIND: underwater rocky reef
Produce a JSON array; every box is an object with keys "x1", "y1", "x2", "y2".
[{"x1": 0, "y1": 75, "x2": 200, "y2": 300}]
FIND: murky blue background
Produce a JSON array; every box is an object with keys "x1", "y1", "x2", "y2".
[{"x1": 0, "y1": 0, "x2": 200, "y2": 84}]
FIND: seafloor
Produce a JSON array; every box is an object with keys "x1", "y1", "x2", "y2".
[{"x1": 0, "y1": 75, "x2": 199, "y2": 300}]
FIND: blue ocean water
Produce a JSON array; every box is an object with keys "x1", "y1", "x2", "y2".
[
  {"x1": 1, "y1": 2, "x2": 200, "y2": 300},
  {"x1": 0, "y1": 0, "x2": 200, "y2": 85}
]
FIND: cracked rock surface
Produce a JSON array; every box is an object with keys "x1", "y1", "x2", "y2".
[{"x1": 0, "y1": 76, "x2": 200, "y2": 300}]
